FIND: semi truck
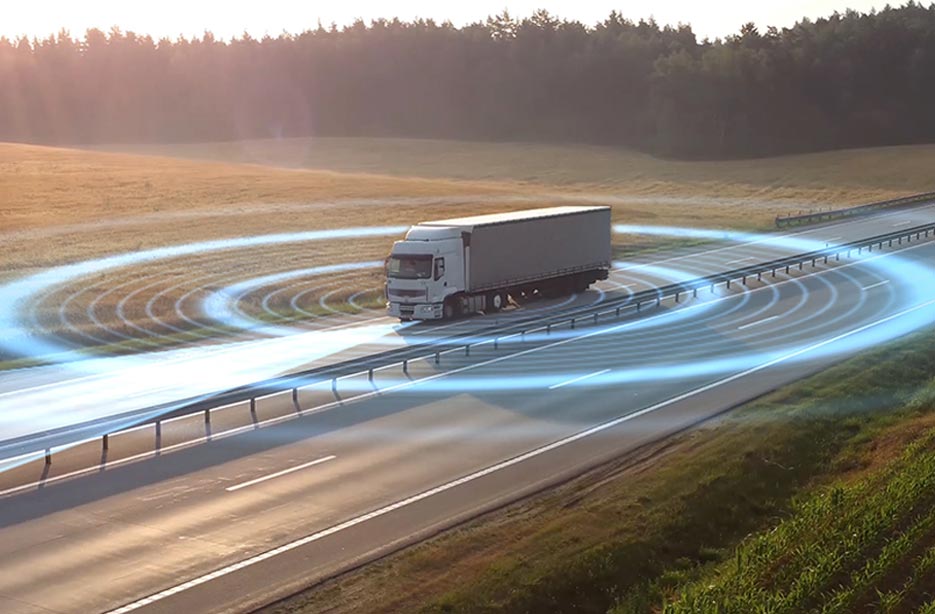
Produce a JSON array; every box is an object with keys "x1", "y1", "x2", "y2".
[{"x1": 385, "y1": 206, "x2": 612, "y2": 321}]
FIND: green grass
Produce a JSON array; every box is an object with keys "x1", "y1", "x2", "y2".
[{"x1": 647, "y1": 380, "x2": 935, "y2": 614}]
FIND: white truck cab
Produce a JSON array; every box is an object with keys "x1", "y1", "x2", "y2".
[{"x1": 386, "y1": 225, "x2": 465, "y2": 321}]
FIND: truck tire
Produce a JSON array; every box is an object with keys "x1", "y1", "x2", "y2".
[
  {"x1": 486, "y1": 291, "x2": 506, "y2": 313},
  {"x1": 443, "y1": 298, "x2": 458, "y2": 320}
]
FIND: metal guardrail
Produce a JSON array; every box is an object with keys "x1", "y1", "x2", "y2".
[
  {"x1": 8, "y1": 221, "x2": 935, "y2": 466},
  {"x1": 775, "y1": 192, "x2": 935, "y2": 227}
]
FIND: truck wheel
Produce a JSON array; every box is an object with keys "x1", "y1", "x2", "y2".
[
  {"x1": 487, "y1": 291, "x2": 505, "y2": 313},
  {"x1": 443, "y1": 299, "x2": 458, "y2": 320}
]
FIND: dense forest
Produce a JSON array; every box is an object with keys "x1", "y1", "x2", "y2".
[{"x1": 2, "y1": 3, "x2": 935, "y2": 158}]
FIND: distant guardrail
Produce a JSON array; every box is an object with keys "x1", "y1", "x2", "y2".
[
  {"x1": 6, "y1": 221, "x2": 935, "y2": 472},
  {"x1": 776, "y1": 192, "x2": 935, "y2": 228}
]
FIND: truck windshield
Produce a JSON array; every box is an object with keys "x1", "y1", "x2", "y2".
[{"x1": 387, "y1": 254, "x2": 433, "y2": 279}]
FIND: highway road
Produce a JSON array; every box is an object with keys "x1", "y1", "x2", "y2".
[{"x1": 1, "y1": 204, "x2": 935, "y2": 613}]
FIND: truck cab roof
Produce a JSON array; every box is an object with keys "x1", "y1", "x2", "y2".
[{"x1": 404, "y1": 225, "x2": 462, "y2": 241}]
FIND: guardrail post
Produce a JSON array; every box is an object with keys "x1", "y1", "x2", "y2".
[
  {"x1": 594, "y1": 312, "x2": 599, "y2": 323},
  {"x1": 331, "y1": 378, "x2": 337, "y2": 395},
  {"x1": 741, "y1": 276, "x2": 746, "y2": 285},
  {"x1": 435, "y1": 351, "x2": 440, "y2": 364},
  {"x1": 250, "y1": 398, "x2": 258, "y2": 425},
  {"x1": 675, "y1": 292, "x2": 680, "y2": 302},
  {"x1": 204, "y1": 408, "x2": 211, "y2": 426},
  {"x1": 465, "y1": 344, "x2": 470, "y2": 356},
  {"x1": 547, "y1": 323, "x2": 552, "y2": 334},
  {"x1": 45, "y1": 448, "x2": 51, "y2": 466},
  {"x1": 771, "y1": 268, "x2": 776, "y2": 278},
  {"x1": 615, "y1": 306, "x2": 621, "y2": 317},
  {"x1": 368, "y1": 368, "x2": 374, "y2": 381},
  {"x1": 798, "y1": 262, "x2": 803, "y2": 270},
  {"x1": 493, "y1": 338, "x2": 498, "y2": 349},
  {"x1": 757, "y1": 272, "x2": 762, "y2": 281},
  {"x1": 403, "y1": 359, "x2": 409, "y2": 373},
  {"x1": 785, "y1": 265, "x2": 791, "y2": 273},
  {"x1": 292, "y1": 387, "x2": 300, "y2": 411},
  {"x1": 155, "y1": 420, "x2": 162, "y2": 449},
  {"x1": 102, "y1": 433, "x2": 109, "y2": 451},
  {"x1": 726, "y1": 279, "x2": 731, "y2": 289},
  {"x1": 570, "y1": 318, "x2": 576, "y2": 329},
  {"x1": 693, "y1": 288, "x2": 698, "y2": 298}
]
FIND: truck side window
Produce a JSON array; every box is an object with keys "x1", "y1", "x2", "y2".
[{"x1": 434, "y1": 257, "x2": 445, "y2": 281}]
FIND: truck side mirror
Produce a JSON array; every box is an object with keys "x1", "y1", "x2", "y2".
[{"x1": 434, "y1": 257, "x2": 445, "y2": 281}]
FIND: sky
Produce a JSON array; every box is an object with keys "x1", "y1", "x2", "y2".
[{"x1": 5, "y1": 0, "x2": 895, "y2": 42}]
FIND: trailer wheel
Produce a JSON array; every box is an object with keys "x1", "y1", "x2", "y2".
[
  {"x1": 443, "y1": 298, "x2": 458, "y2": 320},
  {"x1": 486, "y1": 291, "x2": 505, "y2": 313}
]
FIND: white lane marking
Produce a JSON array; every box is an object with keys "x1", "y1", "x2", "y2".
[
  {"x1": 824, "y1": 237, "x2": 842, "y2": 242},
  {"x1": 737, "y1": 315, "x2": 780, "y2": 330},
  {"x1": 862, "y1": 280, "x2": 891, "y2": 291},
  {"x1": 894, "y1": 220, "x2": 914, "y2": 227},
  {"x1": 6, "y1": 238, "x2": 934, "y2": 498},
  {"x1": 104, "y1": 293, "x2": 935, "y2": 614},
  {"x1": 725, "y1": 256, "x2": 756, "y2": 265},
  {"x1": 225, "y1": 455, "x2": 335, "y2": 492},
  {"x1": 548, "y1": 369, "x2": 611, "y2": 390}
]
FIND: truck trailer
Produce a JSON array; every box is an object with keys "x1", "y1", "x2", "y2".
[{"x1": 385, "y1": 206, "x2": 612, "y2": 321}]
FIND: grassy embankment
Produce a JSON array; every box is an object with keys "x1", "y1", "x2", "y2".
[{"x1": 264, "y1": 325, "x2": 935, "y2": 614}]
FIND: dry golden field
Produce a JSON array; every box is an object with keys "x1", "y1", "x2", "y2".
[
  {"x1": 1, "y1": 139, "x2": 931, "y2": 363},
  {"x1": 99, "y1": 136, "x2": 934, "y2": 206}
]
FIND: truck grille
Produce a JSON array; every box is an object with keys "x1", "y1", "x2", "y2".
[{"x1": 389, "y1": 288, "x2": 426, "y2": 300}]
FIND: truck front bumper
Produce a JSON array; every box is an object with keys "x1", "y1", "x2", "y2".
[{"x1": 387, "y1": 301, "x2": 443, "y2": 320}]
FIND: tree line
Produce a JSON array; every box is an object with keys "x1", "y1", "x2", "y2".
[{"x1": 2, "y1": 3, "x2": 935, "y2": 158}]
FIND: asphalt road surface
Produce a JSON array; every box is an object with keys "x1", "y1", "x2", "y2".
[{"x1": 1, "y1": 205, "x2": 935, "y2": 613}]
